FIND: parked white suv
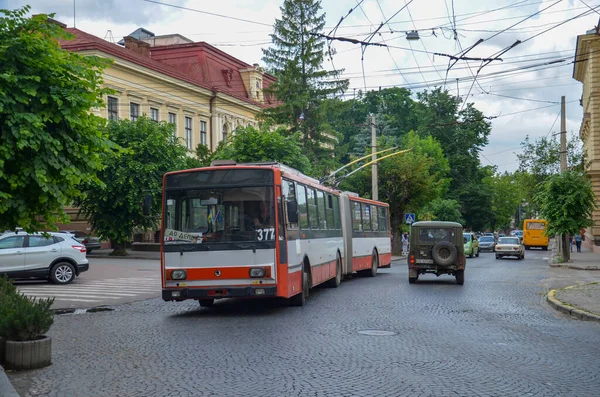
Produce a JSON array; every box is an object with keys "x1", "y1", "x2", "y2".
[{"x1": 0, "y1": 232, "x2": 89, "y2": 284}]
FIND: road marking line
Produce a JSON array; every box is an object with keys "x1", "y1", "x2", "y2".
[
  {"x1": 17, "y1": 289, "x2": 144, "y2": 297},
  {"x1": 20, "y1": 292, "x2": 123, "y2": 299}
]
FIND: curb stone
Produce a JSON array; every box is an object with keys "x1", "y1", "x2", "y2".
[
  {"x1": 0, "y1": 366, "x2": 20, "y2": 397},
  {"x1": 549, "y1": 263, "x2": 600, "y2": 271},
  {"x1": 52, "y1": 306, "x2": 115, "y2": 315},
  {"x1": 547, "y1": 288, "x2": 600, "y2": 322}
]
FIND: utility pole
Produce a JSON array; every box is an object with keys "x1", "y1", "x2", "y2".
[
  {"x1": 560, "y1": 95, "x2": 566, "y2": 172},
  {"x1": 559, "y1": 95, "x2": 569, "y2": 261},
  {"x1": 371, "y1": 113, "x2": 378, "y2": 201}
]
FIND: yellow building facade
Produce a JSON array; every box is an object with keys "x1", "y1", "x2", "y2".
[
  {"x1": 574, "y1": 30, "x2": 600, "y2": 253},
  {"x1": 57, "y1": 25, "x2": 275, "y2": 236}
]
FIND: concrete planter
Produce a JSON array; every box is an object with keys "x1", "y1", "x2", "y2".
[{"x1": 4, "y1": 336, "x2": 52, "y2": 370}]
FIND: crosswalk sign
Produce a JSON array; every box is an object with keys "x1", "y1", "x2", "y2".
[{"x1": 405, "y1": 213, "x2": 415, "y2": 224}]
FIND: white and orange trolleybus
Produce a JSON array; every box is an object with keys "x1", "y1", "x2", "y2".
[{"x1": 160, "y1": 161, "x2": 391, "y2": 307}]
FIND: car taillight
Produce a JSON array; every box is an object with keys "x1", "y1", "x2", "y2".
[
  {"x1": 409, "y1": 255, "x2": 415, "y2": 266},
  {"x1": 72, "y1": 245, "x2": 87, "y2": 253},
  {"x1": 82, "y1": 239, "x2": 88, "y2": 244}
]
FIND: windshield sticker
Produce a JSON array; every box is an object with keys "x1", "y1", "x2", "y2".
[{"x1": 164, "y1": 228, "x2": 202, "y2": 243}]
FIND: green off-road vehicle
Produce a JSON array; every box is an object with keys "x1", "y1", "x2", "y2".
[{"x1": 407, "y1": 221, "x2": 466, "y2": 285}]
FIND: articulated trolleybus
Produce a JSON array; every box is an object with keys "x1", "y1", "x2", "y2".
[{"x1": 160, "y1": 161, "x2": 391, "y2": 307}]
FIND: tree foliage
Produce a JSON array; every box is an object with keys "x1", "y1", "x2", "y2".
[
  {"x1": 261, "y1": 0, "x2": 348, "y2": 170},
  {"x1": 536, "y1": 170, "x2": 596, "y2": 235},
  {"x1": 518, "y1": 134, "x2": 584, "y2": 178},
  {"x1": 0, "y1": 7, "x2": 112, "y2": 232},
  {"x1": 419, "y1": 198, "x2": 465, "y2": 225},
  {"x1": 483, "y1": 171, "x2": 522, "y2": 231},
  {"x1": 75, "y1": 117, "x2": 190, "y2": 255},
  {"x1": 211, "y1": 125, "x2": 311, "y2": 174},
  {"x1": 535, "y1": 170, "x2": 596, "y2": 262},
  {"x1": 341, "y1": 131, "x2": 449, "y2": 254}
]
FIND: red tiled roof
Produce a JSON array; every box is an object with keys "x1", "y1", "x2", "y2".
[{"x1": 60, "y1": 28, "x2": 272, "y2": 109}]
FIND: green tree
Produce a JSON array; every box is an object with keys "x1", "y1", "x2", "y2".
[
  {"x1": 419, "y1": 198, "x2": 465, "y2": 224},
  {"x1": 536, "y1": 170, "x2": 596, "y2": 262},
  {"x1": 414, "y1": 88, "x2": 492, "y2": 226},
  {"x1": 75, "y1": 117, "x2": 190, "y2": 255},
  {"x1": 262, "y1": 0, "x2": 348, "y2": 168},
  {"x1": 518, "y1": 134, "x2": 584, "y2": 178},
  {"x1": 484, "y1": 172, "x2": 521, "y2": 231},
  {"x1": 0, "y1": 7, "x2": 112, "y2": 232},
  {"x1": 211, "y1": 125, "x2": 311, "y2": 174},
  {"x1": 516, "y1": 134, "x2": 584, "y2": 218},
  {"x1": 341, "y1": 131, "x2": 450, "y2": 254}
]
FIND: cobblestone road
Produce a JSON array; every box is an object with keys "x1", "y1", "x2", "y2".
[{"x1": 9, "y1": 250, "x2": 600, "y2": 397}]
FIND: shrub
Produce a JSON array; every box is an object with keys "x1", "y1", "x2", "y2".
[{"x1": 0, "y1": 276, "x2": 54, "y2": 341}]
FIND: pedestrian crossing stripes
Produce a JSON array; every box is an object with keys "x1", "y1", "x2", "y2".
[{"x1": 17, "y1": 276, "x2": 161, "y2": 305}]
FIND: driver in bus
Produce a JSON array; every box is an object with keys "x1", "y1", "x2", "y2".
[{"x1": 253, "y1": 201, "x2": 271, "y2": 227}]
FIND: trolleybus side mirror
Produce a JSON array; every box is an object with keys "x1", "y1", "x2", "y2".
[
  {"x1": 287, "y1": 199, "x2": 298, "y2": 223},
  {"x1": 142, "y1": 194, "x2": 152, "y2": 216}
]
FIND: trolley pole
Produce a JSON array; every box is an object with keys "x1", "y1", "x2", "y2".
[{"x1": 371, "y1": 113, "x2": 378, "y2": 201}]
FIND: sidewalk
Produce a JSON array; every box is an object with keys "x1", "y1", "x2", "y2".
[
  {"x1": 549, "y1": 248, "x2": 600, "y2": 270},
  {"x1": 546, "y1": 242, "x2": 600, "y2": 321},
  {"x1": 87, "y1": 248, "x2": 160, "y2": 260}
]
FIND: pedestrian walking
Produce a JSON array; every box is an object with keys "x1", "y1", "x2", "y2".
[
  {"x1": 568, "y1": 234, "x2": 573, "y2": 252},
  {"x1": 575, "y1": 234, "x2": 582, "y2": 252},
  {"x1": 401, "y1": 232, "x2": 409, "y2": 256}
]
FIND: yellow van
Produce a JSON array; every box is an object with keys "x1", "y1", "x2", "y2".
[{"x1": 523, "y1": 219, "x2": 549, "y2": 250}]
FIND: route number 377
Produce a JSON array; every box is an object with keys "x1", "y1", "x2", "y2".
[{"x1": 256, "y1": 228, "x2": 275, "y2": 241}]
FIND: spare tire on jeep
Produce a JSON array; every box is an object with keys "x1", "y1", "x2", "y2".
[{"x1": 431, "y1": 241, "x2": 457, "y2": 266}]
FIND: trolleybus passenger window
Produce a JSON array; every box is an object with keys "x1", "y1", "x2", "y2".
[
  {"x1": 378, "y1": 207, "x2": 387, "y2": 231},
  {"x1": 371, "y1": 205, "x2": 378, "y2": 231},
  {"x1": 326, "y1": 194, "x2": 335, "y2": 230},
  {"x1": 282, "y1": 179, "x2": 298, "y2": 229},
  {"x1": 362, "y1": 204, "x2": 372, "y2": 231},
  {"x1": 333, "y1": 196, "x2": 341, "y2": 229},
  {"x1": 297, "y1": 184, "x2": 309, "y2": 230},
  {"x1": 307, "y1": 188, "x2": 318, "y2": 230},
  {"x1": 317, "y1": 190, "x2": 326, "y2": 229},
  {"x1": 352, "y1": 202, "x2": 362, "y2": 232}
]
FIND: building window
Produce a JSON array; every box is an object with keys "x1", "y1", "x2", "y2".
[
  {"x1": 150, "y1": 107, "x2": 159, "y2": 122},
  {"x1": 222, "y1": 124, "x2": 228, "y2": 142},
  {"x1": 168, "y1": 112, "x2": 177, "y2": 137},
  {"x1": 200, "y1": 121, "x2": 207, "y2": 146},
  {"x1": 185, "y1": 116, "x2": 192, "y2": 150},
  {"x1": 107, "y1": 97, "x2": 118, "y2": 121},
  {"x1": 130, "y1": 102, "x2": 139, "y2": 122}
]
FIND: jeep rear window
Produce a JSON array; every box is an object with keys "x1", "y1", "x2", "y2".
[{"x1": 418, "y1": 228, "x2": 455, "y2": 243}]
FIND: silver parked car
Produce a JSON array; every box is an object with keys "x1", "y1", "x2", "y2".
[{"x1": 0, "y1": 232, "x2": 89, "y2": 284}]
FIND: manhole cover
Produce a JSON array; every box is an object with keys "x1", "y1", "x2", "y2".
[{"x1": 357, "y1": 330, "x2": 397, "y2": 336}]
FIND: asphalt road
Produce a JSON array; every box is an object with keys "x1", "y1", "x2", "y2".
[
  {"x1": 9, "y1": 249, "x2": 600, "y2": 397},
  {"x1": 14, "y1": 257, "x2": 160, "y2": 309}
]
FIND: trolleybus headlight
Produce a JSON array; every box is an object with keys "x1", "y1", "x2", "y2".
[
  {"x1": 171, "y1": 270, "x2": 187, "y2": 280},
  {"x1": 249, "y1": 268, "x2": 266, "y2": 278}
]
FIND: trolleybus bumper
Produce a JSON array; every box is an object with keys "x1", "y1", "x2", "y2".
[{"x1": 162, "y1": 286, "x2": 277, "y2": 301}]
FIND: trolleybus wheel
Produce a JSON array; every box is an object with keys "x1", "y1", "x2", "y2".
[
  {"x1": 326, "y1": 253, "x2": 342, "y2": 288},
  {"x1": 290, "y1": 265, "x2": 309, "y2": 306}
]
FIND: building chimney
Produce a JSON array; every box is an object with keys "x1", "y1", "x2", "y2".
[{"x1": 123, "y1": 36, "x2": 151, "y2": 57}]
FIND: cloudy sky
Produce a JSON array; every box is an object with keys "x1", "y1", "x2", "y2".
[{"x1": 3, "y1": 0, "x2": 595, "y2": 172}]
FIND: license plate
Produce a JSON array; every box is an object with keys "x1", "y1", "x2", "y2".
[{"x1": 416, "y1": 259, "x2": 434, "y2": 264}]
